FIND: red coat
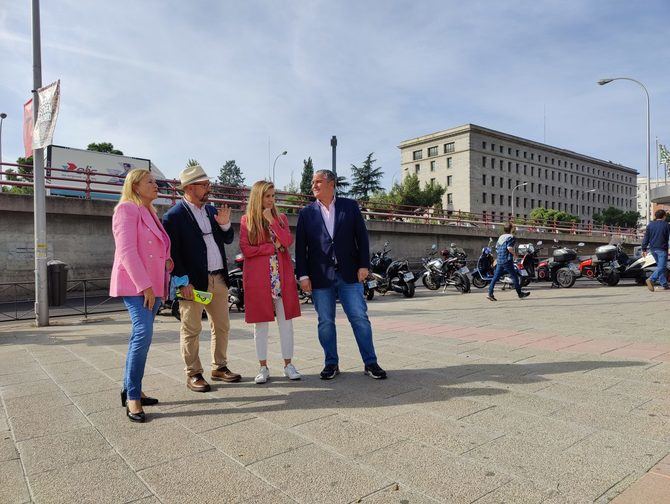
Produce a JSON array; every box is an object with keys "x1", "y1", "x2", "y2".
[{"x1": 240, "y1": 214, "x2": 301, "y2": 323}]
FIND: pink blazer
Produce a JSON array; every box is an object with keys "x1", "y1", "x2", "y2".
[
  {"x1": 109, "y1": 202, "x2": 171, "y2": 298},
  {"x1": 240, "y1": 214, "x2": 301, "y2": 323}
]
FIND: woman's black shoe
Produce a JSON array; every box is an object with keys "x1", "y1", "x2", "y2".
[
  {"x1": 126, "y1": 406, "x2": 145, "y2": 423},
  {"x1": 121, "y1": 390, "x2": 159, "y2": 407}
]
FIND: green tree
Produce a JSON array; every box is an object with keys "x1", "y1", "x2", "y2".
[
  {"x1": 186, "y1": 158, "x2": 200, "y2": 167},
  {"x1": 593, "y1": 206, "x2": 640, "y2": 228},
  {"x1": 388, "y1": 173, "x2": 445, "y2": 207},
  {"x1": 299, "y1": 157, "x2": 314, "y2": 195},
  {"x1": 217, "y1": 160, "x2": 245, "y2": 187},
  {"x1": 2, "y1": 156, "x2": 34, "y2": 194},
  {"x1": 349, "y1": 153, "x2": 384, "y2": 201},
  {"x1": 530, "y1": 207, "x2": 579, "y2": 225},
  {"x1": 336, "y1": 174, "x2": 350, "y2": 196},
  {"x1": 87, "y1": 142, "x2": 123, "y2": 155}
]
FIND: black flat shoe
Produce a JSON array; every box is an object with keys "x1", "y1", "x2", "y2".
[
  {"x1": 126, "y1": 406, "x2": 145, "y2": 423},
  {"x1": 121, "y1": 390, "x2": 159, "y2": 407}
]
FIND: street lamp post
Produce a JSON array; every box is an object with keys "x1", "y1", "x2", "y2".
[
  {"x1": 598, "y1": 77, "x2": 651, "y2": 223},
  {"x1": 0, "y1": 113, "x2": 6, "y2": 182},
  {"x1": 272, "y1": 150, "x2": 287, "y2": 184},
  {"x1": 511, "y1": 182, "x2": 527, "y2": 222}
]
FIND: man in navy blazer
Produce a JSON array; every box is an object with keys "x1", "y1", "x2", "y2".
[
  {"x1": 162, "y1": 165, "x2": 242, "y2": 393},
  {"x1": 296, "y1": 169, "x2": 386, "y2": 380}
]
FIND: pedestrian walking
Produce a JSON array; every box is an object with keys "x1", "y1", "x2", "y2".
[
  {"x1": 295, "y1": 169, "x2": 386, "y2": 380},
  {"x1": 162, "y1": 164, "x2": 241, "y2": 392},
  {"x1": 240, "y1": 181, "x2": 302, "y2": 384},
  {"x1": 110, "y1": 169, "x2": 172, "y2": 423},
  {"x1": 642, "y1": 209, "x2": 670, "y2": 291},
  {"x1": 486, "y1": 223, "x2": 530, "y2": 301}
]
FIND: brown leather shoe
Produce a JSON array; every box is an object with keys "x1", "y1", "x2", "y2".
[
  {"x1": 186, "y1": 373, "x2": 211, "y2": 392},
  {"x1": 211, "y1": 366, "x2": 241, "y2": 383}
]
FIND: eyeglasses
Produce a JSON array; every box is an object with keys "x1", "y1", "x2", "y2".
[{"x1": 192, "y1": 182, "x2": 211, "y2": 188}]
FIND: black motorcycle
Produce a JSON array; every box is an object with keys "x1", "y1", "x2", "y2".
[
  {"x1": 420, "y1": 243, "x2": 471, "y2": 293},
  {"x1": 365, "y1": 241, "x2": 416, "y2": 300}
]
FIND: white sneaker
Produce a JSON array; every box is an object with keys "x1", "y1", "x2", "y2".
[
  {"x1": 254, "y1": 366, "x2": 270, "y2": 384},
  {"x1": 283, "y1": 363, "x2": 301, "y2": 380}
]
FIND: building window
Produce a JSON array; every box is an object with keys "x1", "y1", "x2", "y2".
[
  {"x1": 499, "y1": 145, "x2": 503, "y2": 153},
  {"x1": 491, "y1": 176, "x2": 496, "y2": 187},
  {"x1": 508, "y1": 162, "x2": 512, "y2": 172},
  {"x1": 516, "y1": 149, "x2": 520, "y2": 157},
  {"x1": 444, "y1": 142, "x2": 454, "y2": 153},
  {"x1": 499, "y1": 159, "x2": 504, "y2": 170},
  {"x1": 447, "y1": 193, "x2": 453, "y2": 205},
  {"x1": 412, "y1": 150, "x2": 422, "y2": 160},
  {"x1": 508, "y1": 179, "x2": 512, "y2": 189},
  {"x1": 499, "y1": 177, "x2": 503, "y2": 188},
  {"x1": 523, "y1": 151, "x2": 527, "y2": 159},
  {"x1": 482, "y1": 174, "x2": 486, "y2": 186},
  {"x1": 482, "y1": 141, "x2": 487, "y2": 149},
  {"x1": 447, "y1": 175, "x2": 452, "y2": 186},
  {"x1": 523, "y1": 198, "x2": 527, "y2": 209},
  {"x1": 508, "y1": 148, "x2": 512, "y2": 155},
  {"x1": 499, "y1": 194, "x2": 504, "y2": 205},
  {"x1": 482, "y1": 156, "x2": 487, "y2": 167},
  {"x1": 446, "y1": 157, "x2": 453, "y2": 168},
  {"x1": 508, "y1": 195, "x2": 512, "y2": 206},
  {"x1": 428, "y1": 146, "x2": 438, "y2": 157},
  {"x1": 531, "y1": 153, "x2": 535, "y2": 161},
  {"x1": 415, "y1": 164, "x2": 420, "y2": 174},
  {"x1": 430, "y1": 160, "x2": 435, "y2": 172},
  {"x1": 483, "y1": 192, "x2": 487, "y2": 204},
  {"x1": 530, "y1": 182, "x2": 535, "y2": 192}
]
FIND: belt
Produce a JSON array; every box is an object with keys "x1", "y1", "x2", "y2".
[{"x1": 208, "y1": 269, "x2": 225, "y2": 276}]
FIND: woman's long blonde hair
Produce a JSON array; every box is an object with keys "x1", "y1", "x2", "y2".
[
  {"x1": 116, "y1": 169, "x2": 155, "y2": 211},
  {"x1": 245, "y1": 180, "x2": 279, "y2": 245}
]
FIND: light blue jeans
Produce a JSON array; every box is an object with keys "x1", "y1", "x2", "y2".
[
  {"x1": 123, "y1": 296, "x2": 161, "y2": 400},
  {"x1": 310, "y1": 274, "x2": 377, "y2": 366},
  {"x1": 650, "y1": 249, "x2": 668, "y2": 287}
]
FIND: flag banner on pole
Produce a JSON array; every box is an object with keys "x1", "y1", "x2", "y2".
[
  {"x1": 23, "y1": 99, "x2": 33, "y2": 157},
  {"x1": 32, "y1": 79, "x2": 60, "y2": 150},
  {"x1": 660, "y1": 143, "x2": 670, "y2": 166}
]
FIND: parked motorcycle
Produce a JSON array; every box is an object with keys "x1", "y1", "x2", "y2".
[
  {"x1": 624, "y1": 250, "x2": 670, "y2": 285},
  {"x1": 536, "y1": 239, "x2": 584, "y2": 288},
  {"x1": 227, "y1": 253, "x2": 245, "y2": 312},
  {"x1": 365, "y1": 241, "x2": 416, "y2": 299},
  {"x1": 420, "y1": 243, "x2": 471, "y2": 293},
  {"x1": 472, "y1": 239, "x2": 541, "y2": 289}
]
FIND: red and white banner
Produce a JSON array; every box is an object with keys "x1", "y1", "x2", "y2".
[
  {"x1": 32, "y1": 79, "x2": 61, "y2": 150},
  {"x1": 23, "y1": 98, "x2": 33, "y2": 157}
]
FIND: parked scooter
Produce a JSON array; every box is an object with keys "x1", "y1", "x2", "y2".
[
  {"x1": 366, "y1": 241, "x2": 416, "y2": 300},
  {"x1": 227, "y1": 253, "x2": 245, "y2": 312},
  {"x1": 536, "y1": 239, "x2": 584, "y2": 288},
  {"x1": 420, "y1": 243, "x2": 471, "y2": 293},
  {"x1": 514, "y1": 241, "x2": 543, "y2": 286},
  {"x1": 624, "y1": 250, "x2": 670, "y2": 285},
  {"x1": 472, "y1": 239, "x2": 541, "y2": 289}
]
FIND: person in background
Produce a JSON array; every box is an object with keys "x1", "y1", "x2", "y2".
[
  {"x1": 642, "y1": 208, "x2": 670, "y2": 291},
  {"x1": 110, "y1": 169, "x2": 172, "y2": 423},
  {"x1": 295, "y1": 169, "x2": 386, "y2": 380},
  {"x1": 240, "y1": 181, "x2": 302, "y2": 384},
  {"x1": 486, "y1": 223, "x2": 531, "y2": 301},
  {"x1": 162, "y1": 164, "x2": 241, "y2": 393}
]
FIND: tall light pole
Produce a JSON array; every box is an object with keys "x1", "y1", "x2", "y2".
[
  {"x1": 32, "y1": 0, "x2": 49, "y2": 326},
  {"x1": 330, "y1": 136, "x2": 337, "y2": 176},
  {"x1": 598, "y1": 77, "x2": 651, "y2": 224},
  {"x1": 272, "y1": 150, "x2": 287, "y2": 184},
  {"x1": 0, "y1": 113, "x2": 6, "y2": 182},
  {"x1": 511, "y1": 182, "x2": 527, "y2": 221}
]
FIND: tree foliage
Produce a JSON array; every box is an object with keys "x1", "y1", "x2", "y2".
[
  {"x1": 389, "y1": 173, "x2": 445, "y2": 207},
  {"x1": 529, "y1": 207, "x2": 579, "y2": 225},
  {"x1": 592, "y1": 206, "x2": 640, "y2": 228},
  {"x1": 2, "y1": 156, "x2": 33, "y2": 194},
  {"x1": 217, "y1": 160, "x2": 245, "y2": 187},
  {"x1": 87, "y1": 142, "x2": 123, "y2": 155},
  {"x1": 336, "y1": 174, "x2": 349, "y2": 196},
  {"x1": 299, "y1": 157, "x2": 314, "y2": 195},
  {"x1": 349, "y1": 153, "x2": 384, "y2": 201},
  {"x1": 186, "y1": 158, "x2": 200, "y2": 167}
]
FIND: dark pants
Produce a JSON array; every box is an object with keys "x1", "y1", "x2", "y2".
[{"x1": 488, "y1": 261, "x2": 522, "y2": 296}]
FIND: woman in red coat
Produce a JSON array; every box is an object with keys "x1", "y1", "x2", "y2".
[{"x1": 240, "y1": 180, "x2": 301, "y2": 384}]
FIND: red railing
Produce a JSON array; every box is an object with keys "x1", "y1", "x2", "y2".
[{"x1": 0, "y1": 162, "x2": 642, "y2": 239}]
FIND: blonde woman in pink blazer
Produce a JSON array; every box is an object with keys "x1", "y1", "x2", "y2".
[{"x1": 110, "y1": 169, "x2": 172, "y2": 423}]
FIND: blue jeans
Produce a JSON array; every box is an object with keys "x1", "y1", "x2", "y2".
[
  {"x1": 650, "y1": 249, "x2": 668, "y2": 286},
  {"x1": 488, "y1": 261, "x2": 522, "y2": 296},
  {"x1": 311, "y1": 274, "x2": 377, "y2": 366},
  {"x1": 123, "y1": 296, "x2": 161, "y2": 400}
]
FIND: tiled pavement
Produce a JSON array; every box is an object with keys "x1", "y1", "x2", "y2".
[{"x1": 1, "y1": 280, "x2": 670, "y2": 503}]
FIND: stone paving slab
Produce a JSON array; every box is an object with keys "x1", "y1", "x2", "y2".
[{"x1": 1, "y1": 281, "x2": 670, "y2": 502}]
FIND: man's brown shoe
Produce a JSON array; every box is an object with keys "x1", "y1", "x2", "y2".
[
  {"x1": 186, "y1": 373, "x2": 211, "y2": 392},
  {"x1": 211, "y1": 366, "x2": 241, "y2": 383},
  {"x1": 646, "y1": 278, "x2": 655, "y2": 292}
]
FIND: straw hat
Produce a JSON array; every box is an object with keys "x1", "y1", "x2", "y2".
[{"x1": 177, "y1": 165, "x2": 210, "y2": 189}]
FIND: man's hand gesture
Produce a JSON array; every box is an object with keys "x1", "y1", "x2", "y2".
[{"x1": 214, "y1": 204, "x2": 231, "y2": 226}]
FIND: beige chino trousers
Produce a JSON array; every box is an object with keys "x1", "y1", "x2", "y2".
[{"x1": 179, "y1": 273, "x2": 230, "y2": 377}]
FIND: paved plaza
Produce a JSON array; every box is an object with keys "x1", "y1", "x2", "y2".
[{"x1": 1, "y1": 281, "x2": 670, "y2": 503}]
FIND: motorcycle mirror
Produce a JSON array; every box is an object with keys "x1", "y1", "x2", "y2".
[
  {"x1": 577, "y1": 242, "x2": 585, "y2": 247},
  {"x1": 553, "y1": 238, "x2": 559, "y2": 243},
  {"x1": 450, "y1": 243, "x2": 456, "y2": 247},
  {"x1": 384, "y1": 241, "x2": 389, "y2": 246},
  {"x1": 536, "y1": 240, "x2": 543, "y2": 245},
  {"x1": 431, "y1": 244, "x2": 437, "y2": 250}
]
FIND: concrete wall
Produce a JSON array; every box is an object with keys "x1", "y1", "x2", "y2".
[{"x1": 0, "y1": 193, "x2": 639, "y2": 290}]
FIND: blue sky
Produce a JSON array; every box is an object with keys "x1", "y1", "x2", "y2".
[{"x1": 1, "y1": 0, "x2": 669, "y2": 189}]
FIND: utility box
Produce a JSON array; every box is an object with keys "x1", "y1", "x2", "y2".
[{"x1": 47, "y1": 260, "x2": 68, "y2": 306}]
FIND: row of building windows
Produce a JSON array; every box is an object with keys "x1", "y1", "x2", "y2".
[
  {"x1": 480, "y1": 175, "x2": 631, "y2": 202},
  {"x1": 481, "y1": 156, "x2": 633, "y2": 195},
  {"x1": 480, "y1": 140, "x2": 633, "y2": 184},
  {"x1": 481, "y1": 192, "x2": 628, "y2": 215},
  {"x1": 412, "y1": 142, "x2": 455, "y2": 160}
]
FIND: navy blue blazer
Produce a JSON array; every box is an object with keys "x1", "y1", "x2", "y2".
[
  {"x1": 295, "y1": 197, "x2": 370, "y2": 288},
  {"x1": 162, "y1": 201, "x2": 234, "y2": 291}
]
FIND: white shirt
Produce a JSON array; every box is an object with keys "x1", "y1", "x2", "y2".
[
  {"x1": 317, "y1": 196, "x2": 336, "y2": 238},
  {"x1": 182, "y1": 198, "x2": 231, "y2": 272}
]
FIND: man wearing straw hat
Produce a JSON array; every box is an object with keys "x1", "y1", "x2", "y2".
[{"x1": 163, "y1": 164, "x2": 241, "y2": 392}]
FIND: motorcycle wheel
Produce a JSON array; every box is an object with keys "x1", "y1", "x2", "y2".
[
  {"x1": 471, "y1": 274, "x2": 488, "y2": 289},
  {"x1": 402, "y1": 282, "x2": 416, "y2": 298},
  {"x1": 605, "y1": 272, "x2": 620, "y2": 286},
  {"x1": 454, "y1": 273, "x2": 470, "y2": 293},
  {"x1": 556, "y1": 268, "x2": 576, "y2": 288},
  {"x1": 520, "y1": 277, "x2": 531, "y2": 287},
  {"x1": 171, "y1": 300, "x2": 181, "y2": 321},
  {"x1": 366, "y1": 288, "x2": 375, "y2": 301},
  {"x1": 422, "y1": 273, "x2": 440, "y2": 290}
]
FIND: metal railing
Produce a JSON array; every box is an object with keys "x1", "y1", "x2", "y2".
[{"x1": 0, "y1": 162, "x2": 641, "y2": 239}]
